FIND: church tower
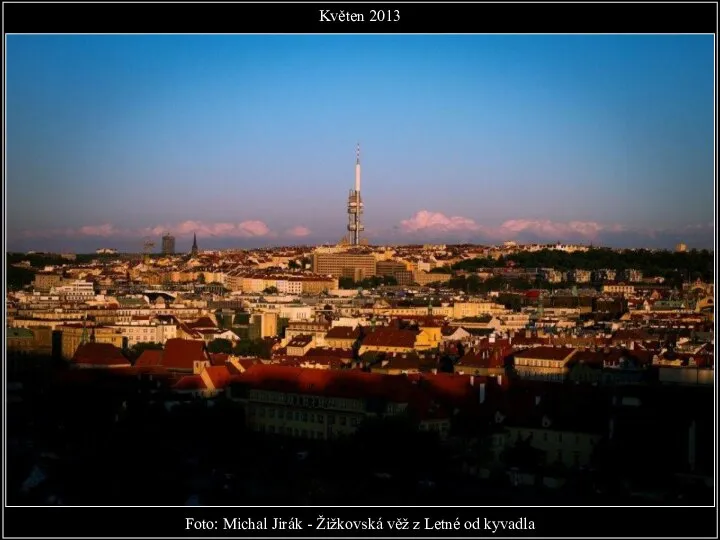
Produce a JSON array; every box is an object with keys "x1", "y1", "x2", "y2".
[{"x1": 190, "y1": 233, "x2": 198, "y2": 257}]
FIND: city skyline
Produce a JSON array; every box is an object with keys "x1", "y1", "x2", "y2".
[{"x1": 7, "y1": 34, "x2": 715, "y2": 251}]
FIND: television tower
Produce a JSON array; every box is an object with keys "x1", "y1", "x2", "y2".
[{"x1": 346, "y1": 143, "x2": 364, "y2": 245}]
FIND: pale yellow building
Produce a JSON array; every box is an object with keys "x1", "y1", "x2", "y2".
[
  {"x1": 57, "y1": 323, "x2": 125, "y2": 360},
  {"x1": 513, "y1": 346, "x2": 577, "y2": 382},
  {"x1": 413, "y1": 271, "x2": 452, "y2": 286},
  {"x1": 415, "y1": 325, "x2": 442, "y2": 350}
]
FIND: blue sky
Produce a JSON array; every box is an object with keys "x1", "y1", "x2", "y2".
[{"x1": 6, "y1": 34, "x2": 715, "y2": 251}]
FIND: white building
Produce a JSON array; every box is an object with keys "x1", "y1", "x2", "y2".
[
  {"x1": 110, "y1": 317, "x2": 178, "y2": 346},
  {"x1": 50, "y1": 280, "x2": 96, "y2": 302}
]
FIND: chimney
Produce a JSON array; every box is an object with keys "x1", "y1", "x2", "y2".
[
  {"x1": 497, "y1": 375, "x2": 502, "y2": 386},
  {"x1": 470, "y1": 375, "x2": 475, "y2": 386},
  {"x1": 479, "y1": 382, "x2": 486, "y2": 404}
]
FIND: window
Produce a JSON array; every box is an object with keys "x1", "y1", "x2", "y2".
[
  {"x1": 340, "y1": 416, "x2": 347, "y2": 426},
  {"x1": 351, "y1": 417, "x2": 358, "y2": 427},
  {"x1": 278, "y1": 410, "x2": 284, "y2": 419},
  {"x1": 310, "y1": 413, "x2": 315, "y2": 423},
  {"x1": 268, "y1": 409, "x2": 275, "y2": 418},
  {"x1": 302, "y1": 412, "x2": 308, "y2": 422},
  {"x1": 259, "y1": 407, "x2": 265, "y2": 417},
  {"x1": 317, "y1": 414, "x2": 324, "y2": 423},
  {"x1": 328, "y1": 414, "x2": 335, "y2": 425}
]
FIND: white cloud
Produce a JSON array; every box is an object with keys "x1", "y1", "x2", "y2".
[
  {"x1": 397, "y1": 211, "x2": 633, "y2": 242},
  {"x1": 22, "y1": 220, "x2": 274, "y2": 239},
  {"x1": 399, "y1": 210, "x2": 481, "y2": 233},
  {"x1": 497, "y1": 219, "x2": 625, "y2": 240},
  {"x1": 285, "y1": 225, "x2": 311, "y2": 237}
]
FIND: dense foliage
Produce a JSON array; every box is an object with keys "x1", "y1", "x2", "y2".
[
  {"x1": 339, "y1": 275, "x2": 398, "y2": 289},
  {"x1": 232, "y1": 338, "x2": 273, "y2": 359},
  {"x1": 452, "y1": 248, "x2": 713, "y2": 281},
  {"x1": 6, "y1": 265, "x2": 35, "y2": 291},
  {"x1": 447, "y1": 275, "x2": 549, "y2": 294}
]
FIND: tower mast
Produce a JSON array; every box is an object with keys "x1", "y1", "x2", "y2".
[{"x1": 347, "y1": 143, "x2": 364, "y2": 246}]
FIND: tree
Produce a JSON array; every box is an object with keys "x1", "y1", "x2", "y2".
[
  {"x1": 263, "y1": 286, "x2": 279, "y2": 295},
  {"x1": 196, "y1": 273, "x2": 206, "y2": 284},
  {"x1": 6, "y1": 265, "x2": 34, "y2": 291},
  {"x1": 232, "y1": 338, "x2": 272, "y2": 359},
  {"x1": 208, "y1": 338, "x2": 233, "y2": 354},
  {"x1": 339, "y1": 277, "x2": 355, "y2": 289}
]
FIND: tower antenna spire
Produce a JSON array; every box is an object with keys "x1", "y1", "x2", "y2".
[{"x1": 346, "y1": 142, "x2": 364, "y2": 245}]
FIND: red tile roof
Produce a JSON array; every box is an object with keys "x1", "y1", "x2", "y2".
[
  {"x1": 361, "y1": 328, "x2": 417, "y2": 348},
  {"x1": 178, "y1": 322, "x2": 202, "y2": 339},
  {"x1": 203, "y1": 366, "x2": 233, "y2": 389},
  {"x1": 237, "y1": 358, "x2": 260, "y2": 371},
  {"x1": 457, "y1": 349, "x2": 506, "y2": 369},
  {"x1": 514, "y1": 346, "x2": 576, "y2": 361},
  {"x1": 162, "y1": 338, "x2": 209, "y2": 371},
  {"x1": 325, "y1": 326, "x2": 361, "y2": 340},
  {"x1": 135, "y1": 349, "x2": 163, "y2": 367},
  {"x1": 187, "y1": 317, "x2": 217, "y2": 329},
  {"x1": 71, "y1": 342, "x2": 131, "y2": 367},
  {"x1": 230, "y1": 364, "x2": 416, "y2": 402},
  {"x1": 173, "y1": 375, "x2": 207, "y2": 391},
  {"x1": 305, "y1": 347, "x2": 354, "y2": 359}
]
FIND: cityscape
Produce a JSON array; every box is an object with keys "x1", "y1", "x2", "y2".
[{"x1": 5, "y1": 34, "x2": 715, "y2": 510}]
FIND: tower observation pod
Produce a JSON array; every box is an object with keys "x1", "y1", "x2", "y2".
[{"x1": 347, "y1": 143, "x2": 364, "y2": 245}]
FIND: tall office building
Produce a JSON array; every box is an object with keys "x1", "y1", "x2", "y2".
[
  {"x1": 312, "y1": 252, "x2": 377, "y2": 281},
  {"x1": 161, "y1": 233, "x2": 176, "y2": 255}
]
